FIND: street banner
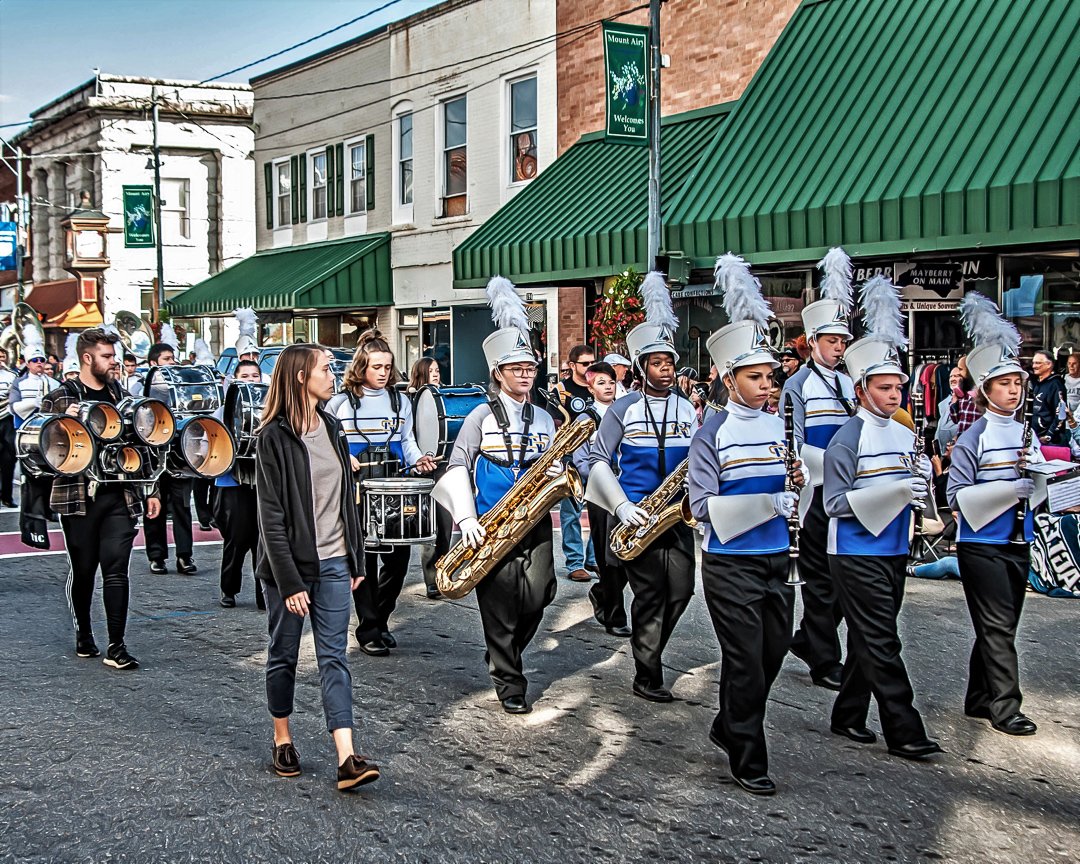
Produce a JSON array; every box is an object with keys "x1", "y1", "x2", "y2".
[
  {"x1": 603, "y1": 22, "x2": 649, "y2": 145},
  {"x1": 122, "y1": 185, "x2": 155, "y2": 248},
  {"x1": 0, "y1": 221, "x2": 16, "y2": 271}
]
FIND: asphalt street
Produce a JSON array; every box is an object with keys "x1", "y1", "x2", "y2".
[{"x1": 0, "y1": 507, "x2": 1077, "y2": 864}]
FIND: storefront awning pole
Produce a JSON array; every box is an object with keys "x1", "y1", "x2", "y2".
[{"x1": 647, "y1": 0, "x2": 662, "y2": 272}]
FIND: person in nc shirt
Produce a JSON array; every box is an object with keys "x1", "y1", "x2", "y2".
[
  {"x1": 823, "y1": 341, "x2": 941, "y2": 762},
  {"x1": 687, "y1": 317, "x2": 805, "y2": 797},
  {"x1": 326, "y1": 330, "x2": 435, "y2": 657},
  {"x1": 432, "y1": 291, "x2": 561, "y2": 715},
  {"x1": 946, "y1": 332, "x2": 1042, "y2": 737}
]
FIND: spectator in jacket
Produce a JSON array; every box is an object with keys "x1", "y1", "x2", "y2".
[{"x1": 1031, "y1": 350, "x2": 1068, "y2": 445}]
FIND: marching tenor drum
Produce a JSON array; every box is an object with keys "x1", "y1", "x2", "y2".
[
  {"x1": 411, "y1": 385, "x2": 488, "y2": 460},
  {"x1": 16, "y1": 414, "x2": 96, "y2": 477},
  {"x1": 146, "y1": 365, "x2": 223, "y2": 414},
  {"x1": 359, "y1": 477, "x2": 436, "y2": 550},
  {"x1": 224, "y1": 382, "x2": 268, "y2": 458}
]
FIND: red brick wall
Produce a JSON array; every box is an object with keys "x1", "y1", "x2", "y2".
[
  {"x1": 557, "y1": 286, "x2": 588, "y2": 363},
  {"x1": 556, "y1": 0, "x2": 800, "y2": 152}
]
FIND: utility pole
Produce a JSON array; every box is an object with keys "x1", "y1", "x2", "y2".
[
  {"x1": 151, "y1": 86, "x2": 165, "y2": 319},
  {"x1": 14, "y1": 144, "x2": 24, "y2": 304},
  {"x1": 647, "y1": 0, "x2": 662, "y2": 272}
]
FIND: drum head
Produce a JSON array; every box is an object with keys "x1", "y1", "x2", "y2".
[{"x1": 412, "y1": 385, "x2": 447, "y2": 458}]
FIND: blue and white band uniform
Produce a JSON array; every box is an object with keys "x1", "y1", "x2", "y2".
[
  {"x1": 447, "y1": 391, "x2": 556, "y2": 515},
  {"x1": 590, "y1": 391, "x2": 699, "y2": 502},
  {"x1": 688, "y1": 401, "x2": 788, "y2": 555},
  {"x1": 947, "y1": 412, "x2": 1040, "y2": 545},
  {"x1": 782, "y1": 364, "x2": 854, "y2": 454},
  {"x1": 326, "y1": 387, "x2": 424, "y2": 468},
  {"x1": 823, "y1": 409, "x2": 915, "y2": 556}
]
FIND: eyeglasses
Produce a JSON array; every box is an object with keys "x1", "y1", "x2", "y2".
[{"x1": 503, "y1": 365, "x2": 538, "y2": 377}]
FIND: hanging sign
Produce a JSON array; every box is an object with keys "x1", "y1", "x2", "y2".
[
  {"x1": 122, "y1": 185, "x2": 155, "y2": 248},
  {"x1": 603, "y1": 22, "x2": 649, "y2": 145},
  {"x1": 0, "y1": 221, "x2": 16, "y2": 271},
  {"x1": 895, "y1": 262, "x2": 964, "y2": 300}
]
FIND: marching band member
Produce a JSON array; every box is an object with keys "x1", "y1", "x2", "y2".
[
  {"x1": 688, "y1": 253, "x2": 804, "y2": 796},
  {"x1": 9, "y1": 326, "x2": 60, "y2": 427},
  {"x1": 782, "y1": 247, "x2": 856, "y2": 691},
  {"x1": 215, "y1": 359, "x2": 265, "y2": 610},
  {"x1": 947, "y1": 293, "x2": 1043, "y2": 736},
  {"x1": 0, "y1": 346, "x2": 17, "y2": 508},
  {"x1": 326, "y1": 330, "x2": 436, "y2": 656},
  {"x1": 823, "y1": 276, "x2": 941, "y2": 761},
  {"x1": 41, "y1": 327, "x2": 161, "y2": 669},
  {"x1": 586, "y1": 272, "x2": 699, "y2": 703},
  {"x1": 432, "y1": 277, "x2": 559, "y2": 714},
  {"x1": 409, "y1": 358, "x2": 451, "y2": 600}
]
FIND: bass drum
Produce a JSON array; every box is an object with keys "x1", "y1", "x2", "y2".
[{"x1": 411, "y1": 384, "x2": 488, "y2": 460}]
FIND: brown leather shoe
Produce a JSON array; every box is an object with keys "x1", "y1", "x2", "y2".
[
  {"x1": 272, "y1": 742, "x2": 301, "y2": 777},
  {"x1": 337, "y1": 755, "x2": 381, "y2": 791},
  {"x1": 568, "y1": 568, "x2": 592, "y2": 582}
]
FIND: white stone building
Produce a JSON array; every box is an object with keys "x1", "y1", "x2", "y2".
[{"x1": 14, "y1": 74, "x2": 254, "y2": 353}]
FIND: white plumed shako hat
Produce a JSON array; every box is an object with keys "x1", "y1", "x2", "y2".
[
  {"x1": 960, "y1": 292, "x2": 1027, "y2": 387},
  {"x1": 708, "y1": 253, "x2": 777, "y2": 372},
  {"x1": 802, "y1": 247, "x2": 854, "y2": 340},
  {"x1": 844, "y1": 275, "x2": 908, "y2": 384},
  {"x1": 624, "y1": 271, "x2": 679, "y2": 369},
  {"x1": 482, "y1": 276, "x2": 536, "y2": 371}
]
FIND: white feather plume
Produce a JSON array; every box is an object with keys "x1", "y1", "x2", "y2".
[
  {"x1": 159, "y1": 323, "x2": 179, "y2": 350},
  {"x1": 63, "y1": 332, "x2": 79, "y2": 362},
  {"x1": 102, "y1": 321, "x2": 119, "y2": 338},
  {"x1": 21, "y1": 323, "x2": 44, "y2": 354},
  {"x1": 234, "y1": 307, "x2": 258, "y2": 338},
  {"x1": 817, "y1": 246, "x2": 854, "y2": 312},
  {"x1": 714, "y1": 253, "x2": 772, "y2": 328},
  {"x1": 193, "y1": 338, "x2": 214, "y2": 365},
  {"x1": 859, "y1": 276, "x2": 907, "y2": 350},
  {"x1": 960, "y1": 291, "x2": 1020, "y2": 352},
  {"x1": 640, "y1": 271, "x2": 678, "y2": 330},
  {"x1": 485, "y1": 276, "x2": 530, "y2": 334}
]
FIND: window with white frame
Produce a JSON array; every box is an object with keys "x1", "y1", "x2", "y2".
[
  {"x1": 311, "y1": 151, "x2": 328, "y2": 220},
  {"x1": 349, "y1": 140, "x2": 367, "y2": 214},
  {"x1": 275, "y1": 160, "x2": 291, "y2": 228},
  {"x1": 161, "y1": 177, "x2": 190, "y2": 240},
  {"x1": 398, "y1": 112, "x2": 413, "y2": 207},
  {"x1": 509, "y1": 76, "x2": 538, "y2": 183},
  {"x1": 442, "y1": 96, "x2": 467, "y2": 216}
]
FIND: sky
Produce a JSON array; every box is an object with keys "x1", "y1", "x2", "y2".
[{"x1": 0, "y1": 0, "x2": 442, "y2": 134}]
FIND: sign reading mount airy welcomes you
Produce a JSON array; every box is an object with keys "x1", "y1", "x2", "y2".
[
  {"x1": 603, "y1": 22, "x2": 649, "y2": 145},
  {"x1": 122, "y1": 185, "x2": 155, "y2": 248}
]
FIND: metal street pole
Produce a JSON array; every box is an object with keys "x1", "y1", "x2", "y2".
[
  {"x1": 14, "y1": 144, "x2": 23, "y2": 303},
  {"x1": 647, "y1": 0, "x2": 662, "y2": 272},
  {"x1": 151, "y1": 87, "x2": 165, "y2": 318}
]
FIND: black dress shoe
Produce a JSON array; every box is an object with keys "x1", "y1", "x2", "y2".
[
  {"x1": 992, "y1": 712, "x2": 1037, "y2": 736},
  {"x1": 177, "y1": 557, "x2": 198, "y2": 575},
  {"x1": 812, "y1": 670, "x2": 843, "y2": 691},
  {"x1": 501, "y1": 695, "x2": 530, "y2": 714},
  {"x1": 149, "y1": 559, "x2": 167, "y2": 575},
  {"x1": 358, "y1": 637, "x2": 389, "y2": 657},
  {"x1": 632, "y1": 680, "x2": 674, "y2": 703},
  {"x1": 381, "y1": 631, "x2": 397, "y2": 649},
  {"x1": 733, "y1": 774, "x2": 776, "y2": 796},
  {"x1": 425, "y1": 585, "x2": 442, "y2": 600},
  {"x1": 219, "y1": 593, "x2": 236, "y2": 608},
  {"x1": 831, "y1": 724, "x2": 877, "y2": 744},
  {"x1": 605, "y1": 624, "x2": 632, "y2": 637},
  {"x1": 888, "y1": 740, "x2": 943, "y2": 760}
]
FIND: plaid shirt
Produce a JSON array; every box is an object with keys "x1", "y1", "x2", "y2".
[
  {"x1": 39, "y1": 382, "x2": 157, "y2": 519},
  {"x1": 949, "y1": 392, "x2": 982, "y2": 436}
]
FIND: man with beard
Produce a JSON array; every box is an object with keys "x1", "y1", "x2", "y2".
[{"x1": 40, "y1": 328, "x2": 161, "y2": 669}]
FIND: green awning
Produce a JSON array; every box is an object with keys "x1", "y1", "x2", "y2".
[
  {"x1": 168, "y1": 233, "x2": 392, "y2": 316},
  {"x1": 666, "y1": 0, "x2": 1080, "y2": 267},
  {"x1": 452, "y1": 104, "x2": 735, "y2": 288}
]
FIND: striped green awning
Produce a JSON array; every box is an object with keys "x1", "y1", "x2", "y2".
[
  {"x1": 168, "y1": 233, "x2": 392, "y2": 316},
  {"x1": 665, "y1": 0, "x2": 1080, "y2": 267},
  {"x1": 452, "y1": 104, "x2": 735, "y2": 287}
]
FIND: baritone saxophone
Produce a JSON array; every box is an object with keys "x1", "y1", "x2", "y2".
[
  {"x1": 609, "y1": 457, "x2": 697, "y2": 562},
  {"x1": 435, "y1": 413, "x2": 596, "y2": 599}
]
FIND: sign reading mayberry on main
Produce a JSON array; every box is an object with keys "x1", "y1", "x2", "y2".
[{"x1": 603, "y1": 22, "x2": 649, "y2": 146}]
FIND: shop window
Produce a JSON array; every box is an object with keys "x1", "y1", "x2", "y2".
[
  {"x1": 509, "y1": 76, "x2": 537, "y2": 184},
  {"x1": 1001, "y1": 253, "x2": 1080, "y2": 362}
]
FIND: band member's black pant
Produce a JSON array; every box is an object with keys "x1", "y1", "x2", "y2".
[
  {"x1": 61, "y1": 486, "x2": 138, "y2": 646},
  {"x1": 353, "y1": 544, "x2": 412, "y2": 640},
  {"x1": 421, "y1": 500, "x2": 454, "y2": 593},
  {"x1": 702, "y1": 551, "x2": 794, "y2": 779},
  {"x1": 0, "y1": 415, "x2": 15, "y2": 503},
  {"x1": 829, "y1": 553, "x2": 928, "y2": 747},
  {"x1": 192, "y1": 478, "x2": 214, "y2": 528},
  {"x1": 144, "y1": 474, "x2": 193, "y2": 562},
  {"x1": 623, "y1": 522, "x2": 695, "y2": 688},
  {"x1": 790, "y1": 487, "x2": 843, "y2": 678},
  {"x1": 586, "y1": 503, "x2": 628, "y2": 628},
  {"x1": 956, "y1": 542, "x2": 1028, "y2": 723},
  {"x1": 213, "y1": 484, "x2": 261, "y2": 602},
  {"x1": 475, "y1": 517, "x2": 556, "y2": 701}
]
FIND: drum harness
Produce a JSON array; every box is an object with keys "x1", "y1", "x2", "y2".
[
  {"x1": 61, "y1": 377, "x2": 124, "y2": 498},
  {"x1": 347, "y1": 386, "x2": 404, "y2": 481},
  {"x1": 487, "y1": 396, "x2": 534, "y2": 481}
]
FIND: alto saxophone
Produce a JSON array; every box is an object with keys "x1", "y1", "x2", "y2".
[
  {"x1": 435, "y1": 413, "x2": 596, "y2": 599},
  {"x1": 609, "y1": 457, "x2": 697, "y2": 562}
]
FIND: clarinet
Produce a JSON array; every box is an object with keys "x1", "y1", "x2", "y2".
[
  {"x1": 908, "y1": 395, "x2": 927, "y2": 559},
  {"x1": 784, "y1": 394, "x2": 804, "y2": 586},
  {"x1": 1010, "y1": 382, "x2": 1035, "y2": 545}
]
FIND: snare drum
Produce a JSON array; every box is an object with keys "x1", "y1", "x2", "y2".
[
  {"x1": 359, "y1": 477, "x2": 436, "y2": 549},
  {"x1": 411, "y1": 385, "x2": 488, "y2": 460}
]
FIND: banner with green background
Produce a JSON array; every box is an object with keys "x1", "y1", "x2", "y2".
[{"x1": 603, "y1": 22, "x2": 649, "y2": 145}]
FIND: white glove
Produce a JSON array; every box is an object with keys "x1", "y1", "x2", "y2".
[
  {"x1": 771, "y1": 491, "x2": 799, "y2": 519},
  {"x1": 615, "y1": 501, "x2": 649, "y2": 527},
  {"x1": 458, "y1": 517, "x2": 486, "y2": 550},
  {"x1": 915, "y1": 454, "x2": 933, "y2": 481},
  {"x1": 1013, "y1": 478, "x2": 1035, "y2": 500},
  {"x1": 907, "y1": 476, "x2": 929, "y2": 503},
  {"x1": 545, "y1": 460, "x2": 566, "y2": 479}
]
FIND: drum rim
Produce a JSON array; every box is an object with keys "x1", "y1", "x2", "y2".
[{"x1": 360, "y1": 477, "x2": 435, "y2": 491}]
